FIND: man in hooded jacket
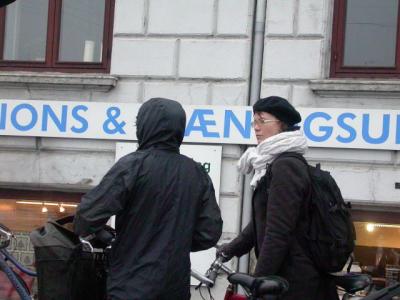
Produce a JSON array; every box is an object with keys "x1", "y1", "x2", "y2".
[{"x1": 74, "y1": 98, "x2": 223, "y2": 300}]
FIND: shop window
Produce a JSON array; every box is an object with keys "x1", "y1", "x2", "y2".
[
  {"x1": 0, "y1": 189, "x2": 82, "y2": 260},
  {"x1": 0, "y1": 189, "x2": 82, "y2": 299},
  {"x1": 0, "y1": 0, "x2": 115, "y2": 73},
  {"x1": 352, "y1": 210, "x2": 400, "y2": 288},
  {"x1": 0, "y1": 189, "x2": 82, "y2": 231},
  {"x1": 0, "y1": 199, "x2": 77, "y2": 232},
  {"x1": 331, "y1": 0, "x2": 400, "y2": 78}
]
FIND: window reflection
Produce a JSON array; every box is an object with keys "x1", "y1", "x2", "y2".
[
  {"x1": 58, "y1": 0, "x2": 105, "y2": 62},
  {"x1": 0, "y1": 200, "x2": 76, "y2": 232},
  {"x1": 0, "y1": 199, "x2": 77, "y2": 300},
  {"x1": 344, "y1": 0, "x2": 398, "y2": 67},
  {"x1": 4, "y1": 0, "x2": 49, "y2": 61},
  {"x1": 354, "y1": 221, "x2": 400, "y2": 287}
]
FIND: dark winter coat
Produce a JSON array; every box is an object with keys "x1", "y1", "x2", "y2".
[
  {"x1": 74, "y1": 98, "x2": 223, "y2": 300},
  {"x1": 224, "y1": 154, "x2": 339, "y2": 300}
]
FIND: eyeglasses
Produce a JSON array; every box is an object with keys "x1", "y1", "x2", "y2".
[{"x1": 251, "y1": 118, "x2": 279, "y2": 127}]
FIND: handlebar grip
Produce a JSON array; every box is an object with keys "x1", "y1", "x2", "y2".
[
  {"x1": 79, "y1": 237, "x2": 94, "y2": 253},
  {"x1": 257, "y1": 279, "x2": 289, "y2": 296},
  {"x1": 95, "y1": 228, "x2": 115, "y2": 245},
  {"x1": 207, "y1": 269, "x2": 218, "y2": 287}
]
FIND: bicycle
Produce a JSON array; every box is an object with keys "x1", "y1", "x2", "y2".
[
  {"x1": 331, "y1": 256, "x2": 400, "y2": 300},
  {"x1": 0, "y1": 217, "x2": 113, "y2": 300},
  {"x1": 191, "y1": 254, "x2": 289, "y2": 300},
  {"x1": 30, "y1": 215, "x2": 114, "y2": 300},
  {"x1": 192, "y1": 253, "x2": 400, "y2": 300},
  {"x1": 0, "y1": 223, "x2": 37, "y2": 300}
]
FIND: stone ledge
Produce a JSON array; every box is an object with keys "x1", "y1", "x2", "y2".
[
  {"x1": 309, "y1": 79, "x2": 400, "y2": 98},
  {"x1": 0, "y1": 182, "x2": 91, "y2": 193},
  {"x1": 351, "y1": 201, "x2": 400, "y2": 213},
  {"x1": 0, "y1": 72, "x2": 118, "y2": 91}
]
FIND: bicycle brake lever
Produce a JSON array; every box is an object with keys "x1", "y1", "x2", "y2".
[{"x1": 79, "y1": 236, "x2": 94, "y2": 253}]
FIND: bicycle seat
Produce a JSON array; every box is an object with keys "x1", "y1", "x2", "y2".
[
  {"x1": 331, "y1": 272, "x2": 372, "y2": 294},
  {"x1": 228, "y1": 273, "x2": 289, "y2": 296}
]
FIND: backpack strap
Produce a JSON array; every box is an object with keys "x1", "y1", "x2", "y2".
[
  {"x1": 264, "y1": 152, "x2": 312, "y2": 223},
  {"x1": 263, "y1": 152, "x2": 315, "y2": 268},
  {"x1": 265, "y1": 152, "x2": 308, "y2": 186},
  {"x1": 266, "y1": 151, "x2": 314, "y2": 241},
  {"x1": 274, "y1": 152, "x2": 308, "y2": 166}
]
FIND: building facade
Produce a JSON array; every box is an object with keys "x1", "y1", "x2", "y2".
[{"x1": 0, "y1": 0, "x2": 399, "y2": 298}]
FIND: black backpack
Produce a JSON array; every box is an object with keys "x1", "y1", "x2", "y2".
[{"x1": 269, "y1": 152, "x2": 356, "y2": 273}]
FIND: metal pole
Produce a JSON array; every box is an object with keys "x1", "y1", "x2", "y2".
[{"x1": 237, "y1": 0, "x2": 267, "y2": 277}]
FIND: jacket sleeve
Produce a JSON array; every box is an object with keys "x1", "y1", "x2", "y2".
[
  {"x1": 224, "y1": 221, "x2": 255, "y2": 258},
  {"x1": 74, "y1": 156, "x2": 136, "y2": 237},
  {"x1": 191, "y1": 173, "x2": 223, "y2": 252},
  {"x1": 254, "y1": 158, "x2": 309, "y2": 276}
]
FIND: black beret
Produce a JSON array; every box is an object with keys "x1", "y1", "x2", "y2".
[{"x1": 253, "y1": 96, "x2": 301, "y2": 126}]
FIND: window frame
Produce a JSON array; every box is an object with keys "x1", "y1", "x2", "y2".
[
  {"x1": 331, "y1": 0, "x2": 400, "y2": 78},
  {"x1": 0, "y1": 188, "x2": 83, "y2": 204},
  {"x1": 0, "y1": 0, "x2": 115, "y2": 73},
  {"x1": 352, "y1": 209, "x2": 400, "y2": 224}
]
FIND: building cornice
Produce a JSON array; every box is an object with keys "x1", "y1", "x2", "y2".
[{"x1": 0, "y1": 72, "x2": 118, "y2": 91}]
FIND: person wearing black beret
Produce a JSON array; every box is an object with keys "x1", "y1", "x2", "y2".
[{"x1": 218, "y1": 96, "x2": 339, "y2": 300}]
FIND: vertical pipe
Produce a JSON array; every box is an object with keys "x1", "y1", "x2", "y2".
[
  {"x1": 249, "y1": 0, "x2": 267, "y2": 105},
  {"x1": 237, "y1": 0, "x2": 267, "y2": 275}
]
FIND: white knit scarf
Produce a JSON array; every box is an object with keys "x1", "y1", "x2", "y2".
[{"x1": 238, "y1": 130, "x2": 308, "y2": 189}]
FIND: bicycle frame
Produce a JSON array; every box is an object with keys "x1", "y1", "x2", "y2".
[
  {"x1": 0, "y1": 249, "x2": 37, "y2": 277},
  {"x1": 0, "y1": 225, "x2": 36, "y2": 300}
]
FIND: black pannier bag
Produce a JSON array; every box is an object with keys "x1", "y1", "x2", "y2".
[
  {"x1": 30, "y1": 216, "x2": 108, "y2": 300},
  {"x1": 269, "y1": 152, "x2": 356, "y2": 273}
]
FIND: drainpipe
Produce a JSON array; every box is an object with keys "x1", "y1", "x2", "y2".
[{"x1": 238, "y1": 0, "x2": 267, "y2": 275}]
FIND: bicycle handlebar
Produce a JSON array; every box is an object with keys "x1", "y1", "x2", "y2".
[
  {"x1": 207, "y1": 256, "x2": 235, "y2": 284},
  {"x1": 228, "y1": 273, "x2": 289, "y2": 297},
  {"x1": 192, "y1": 253, "x2": 289, "y2": 298},
  {"x1": 79, "y1": 236, "x2": 95, "y2": 252},
  {"x1": 0, "y1": 224, "x2": 13, "y2": 249},
  {"x1": 257, "y1": 278, "x2": 289, "y2": 296},
  {"x1": 206, "y1": 268, "x2": 218, "y2": 287},
  {"x1": 191, "y1": 269, "x2": 214, "y2": 287},
  {"x1": 192, "y1": 255, "x2": 234, "y2": 287},
  {"x1": 79, "y1": 227, "x2": 116, "y2": 253}
]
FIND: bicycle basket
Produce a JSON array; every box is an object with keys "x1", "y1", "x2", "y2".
[{"x1": 30, "y1": 216, "x2": 109, "y2": 300}]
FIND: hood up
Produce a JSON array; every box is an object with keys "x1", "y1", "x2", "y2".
[{"x1": 136, "y1": 98, "x2": 186, "y2": 151}]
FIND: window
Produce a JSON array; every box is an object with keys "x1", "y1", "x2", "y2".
[
  {"x1": 352, "y1": 209, "x2": 400, "y2": 288},
  {"x1": 0, "y1": 188, "x2": 82, "y2": 299},
  {"x1": 0, "y1": 189, "x2": 82, "y2": 232},
  {"x1": 331, "y1": 0, "x2": 400, "y2": 78},
  {"x1": 0, "y1": 0, "x2": 115, "y2": 73}
]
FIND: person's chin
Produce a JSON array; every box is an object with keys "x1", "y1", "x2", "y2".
[{"x1": 256, "y1": 136, "x2": 264, "y2": 144}]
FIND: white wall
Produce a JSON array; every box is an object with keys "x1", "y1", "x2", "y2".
[
  {"x1": 0, "y1": 0, "x2": 399, "y2": 298},
  {"x1": 0, "y1": 1, "x2": 254, "y2": 297},
  {"x1": 261, "y1": 0, "x2": 400, "y2": 205}
]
